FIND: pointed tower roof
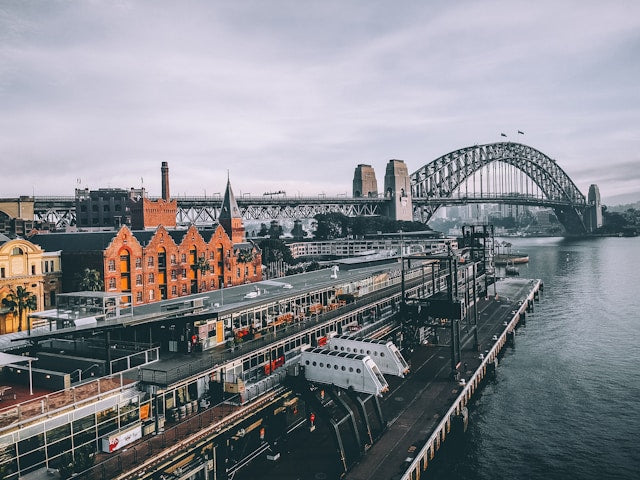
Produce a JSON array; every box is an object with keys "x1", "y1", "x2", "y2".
[{"x1": 219, "y1": 179, "x2": 242, "y2": 220}]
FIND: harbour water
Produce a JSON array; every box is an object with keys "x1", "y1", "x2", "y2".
[{"x1": 426, "y1": 236, "x2": 640, "y2": 480}]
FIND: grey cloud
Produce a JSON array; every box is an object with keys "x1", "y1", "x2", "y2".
[{"x1": 1, "y1": 0, "x2": 639, "y2": 202}]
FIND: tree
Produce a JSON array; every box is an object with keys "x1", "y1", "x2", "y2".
[
  {"x1": 268, "y1": 220, "x2": 284, "y2": 239},
  {"x1": 313, "y1": 213, "x2": 348, "y2": 240},
  {"x1": 237, "y1": 249, "x2": 255, "y2": 263},
  {"x1": 76, "y1": 268, "x2": 104, "y2": 291},
  {"x1": 1, "y1": 286, "x2": 37, "y2": 332},
  {"x1": 258, "y1": 223, "x2": 269, "y2": 237},
  {"x1": 258, "y1": 239, "x2": 294, "y2": 265},
  {"x1": 305, "y1": 261, "x2": 321, "y2": 272},
  {"x1": 291, "y1": 220, "x2": 307, "y2": 240}
]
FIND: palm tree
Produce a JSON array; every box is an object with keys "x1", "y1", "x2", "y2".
[
  {"x1": 76, "y1": 268, "x2": 104, "y2": 291},
  {"x1": 1, "y1": 286, "x2": 37, "y2": 332}
]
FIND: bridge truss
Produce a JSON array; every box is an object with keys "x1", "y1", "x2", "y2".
[{"x1": 176, "y1": 196, "x2": 384, "y2": 224}]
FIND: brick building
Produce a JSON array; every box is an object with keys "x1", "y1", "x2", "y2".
[
  {"x1": 129, "y1": 161, "x2": 178, "y2": 230},
  {"x1": 30, "y1": 180, "x2": 261, "y2": 306},
  {"x1": 75, "y1": 161, "x2": 177, "y2": 230}
]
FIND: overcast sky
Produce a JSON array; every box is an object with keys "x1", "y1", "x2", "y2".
[{"x1": 1, "y1": 0, "x2": 639, "y2": 204}]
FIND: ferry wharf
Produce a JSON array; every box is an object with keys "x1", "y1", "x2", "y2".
[
  {"x1": 348, "y1": 277, "x2": 542, "y2": 480},
  {"x1": 235, "y1": 277, "x2": 542, "y2": 480}
]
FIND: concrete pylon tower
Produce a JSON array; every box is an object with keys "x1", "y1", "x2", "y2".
[
  {"x1": 219, "y1": 179, "x2": 245, "y2": 243},
  {"x1": 161, "y1": 162, "x2": 170, "y2": 201},
  {"x1": 352, "y1": 164, "x2": 378, "y2": 197},
  {"x1": 585, "y1": 184, "x2": 603, "y2": 232},
  {"x1": 383, "y1": 159, "x2": 413, "y2": 221}
]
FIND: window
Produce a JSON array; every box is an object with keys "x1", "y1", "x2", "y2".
[
  {"x1": 44, "y1": 262, "x2": 49, "y2": 273},
  {"x1": 209, "y1": 252, "x2": 214, "y2": 260},
  {"x1": 135, "y1": 258, "x2": 142, "y2": 269},
  {"x1": 136, "y1": 274, "x2": 142, "y2": 286},
  {"x1": 108, "y1": 278, "x2": 116, "y2": 289},
  {"x1": 103, "y1": 204, "x2": 110, "y2": 211},
  {"x1": 245, "y1": 266, "x2": 249, "y2": 276},
  {"x1": 149, "y1": 290, "x2": 155, "y2": 301},
  {"x1": 149, "y1": 273, "x2": 155, "y2": 284},
  {"x1": 136, "y1": 292, "x2": 143, "y2": 303},
  {"x1": 171, "y1": 286, "x2": 177, "y2": 295},
  {"x1": 236, "y1": 268, "x2": 240, "y2": 278},
  {"x1": 147, "y1": 256, "x2": 154, "y2": 267},
  {"x1": 171, "y1": 270, "x2": 177, "y2": 280},
  {"x1": 254, "y1": 266, "x2": 257, "y2": 275},
  {"x1": 181, "y1": 253, "x2": 187, "y2": 263},
  {"x1": 181, "y1": 268, "x2": 187, "y2": 279},
  {"x1": 181, "y1": 284, "x2": 187, "y2": 294},
  {"x1": 108, "y1": 260, "x2": 116, "y2": 271},
  {"x1": 0, "y1": 267, "x2": 4, "y2": 278},
  {"x1": 31, "y1": 265, "x2": 36, "y2": 275},
  {"x1": 50, "y1": 260, "x2": 54, "y2": 272},
  {"x1": 170, "y1": 254, "x2": 176, "y2": 265}
]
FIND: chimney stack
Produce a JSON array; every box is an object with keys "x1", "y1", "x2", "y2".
[{"x1": 161, "y1": 161, "x2": 170, "y2": 201}]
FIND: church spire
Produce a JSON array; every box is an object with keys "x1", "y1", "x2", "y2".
[{"x1": 219, "y1": 178, "x2": 245, "y2": 243}]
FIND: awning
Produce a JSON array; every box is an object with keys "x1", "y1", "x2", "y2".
[
  {"x1": 0, "y1": 352, "x2": 37, "y2": 367},
  {"x1": 0, "y1": 352, "x2": 37, "y2": 396}
]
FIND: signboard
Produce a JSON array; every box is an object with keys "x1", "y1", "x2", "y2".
[{"x1": 101, "y1": 424, "x2": 142, "y2": 453}]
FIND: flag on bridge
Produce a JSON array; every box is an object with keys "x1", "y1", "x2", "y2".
[
  {"x1": 518, "y1": 130, "x2": 525, "y2": 135},
  {"x1": 500, "y1": 133, "x2": 507, "y2": 137}
]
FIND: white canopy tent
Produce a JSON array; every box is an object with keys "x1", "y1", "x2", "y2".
[{"x1": 0, "y1": 352, "x2": 38, "y2": 395}]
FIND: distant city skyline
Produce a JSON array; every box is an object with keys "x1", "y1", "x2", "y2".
[{"x1": 1, "y1": 1, "x2": 639, "y2": 204}]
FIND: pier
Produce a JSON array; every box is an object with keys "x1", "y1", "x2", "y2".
[{"x1": 357, "y1": 277, "x2": 541, "y2": 480}]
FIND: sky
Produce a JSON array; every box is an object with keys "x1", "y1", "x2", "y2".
[{"x1": 1, "y1": 0, "x2": 639, "y2": 204}]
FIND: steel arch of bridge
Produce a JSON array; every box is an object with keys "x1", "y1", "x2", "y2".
[{"x1": 410, "y1": 142, "x2": 587, "y2": 234}]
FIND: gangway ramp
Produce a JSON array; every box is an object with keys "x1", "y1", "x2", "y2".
[
  {"x1": 300, "y1": 348, "x2": 389, "y2": 396},
  {"x1": 327, "y1": 334, "x2": 409, "y2": 377}
]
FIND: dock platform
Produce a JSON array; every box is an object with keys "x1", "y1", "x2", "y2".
[
  {"x1": 349, "y1": 277, "x2": 541, "y2": 480},
  {"x1": 235, "y1": 277, "x2": 541, "y2": 480}
]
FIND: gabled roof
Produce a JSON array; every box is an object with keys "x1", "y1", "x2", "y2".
[
  {"x1": 30, "y1": 231, "x2": 119, "y2": 252},
  {"x1": 29, "y1": 226, "x2": 225, "y2": 254},
  {"x1": 219, "y1": 179, "x2": 242, "y2": 220}
]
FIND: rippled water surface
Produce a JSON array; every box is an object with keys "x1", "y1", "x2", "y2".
[{"x1": 426, "y1": 237, "x2": 640, "y2": 480}]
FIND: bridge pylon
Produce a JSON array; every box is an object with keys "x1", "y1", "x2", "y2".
[{"x1": 384, "y1": 159, "x2": 413, "y2": 222}]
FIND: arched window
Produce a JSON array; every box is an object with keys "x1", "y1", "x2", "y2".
[
  {"x1": 11, "y1": 247, "x2": 23, "y2": 256},
  {"x1": 119, "y1": 249, "x2": 131, "y2": 291}
]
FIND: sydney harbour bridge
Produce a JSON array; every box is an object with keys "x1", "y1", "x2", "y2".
[{"x1": 8, "y1": 142, "x2": 600, "y2": 235}]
